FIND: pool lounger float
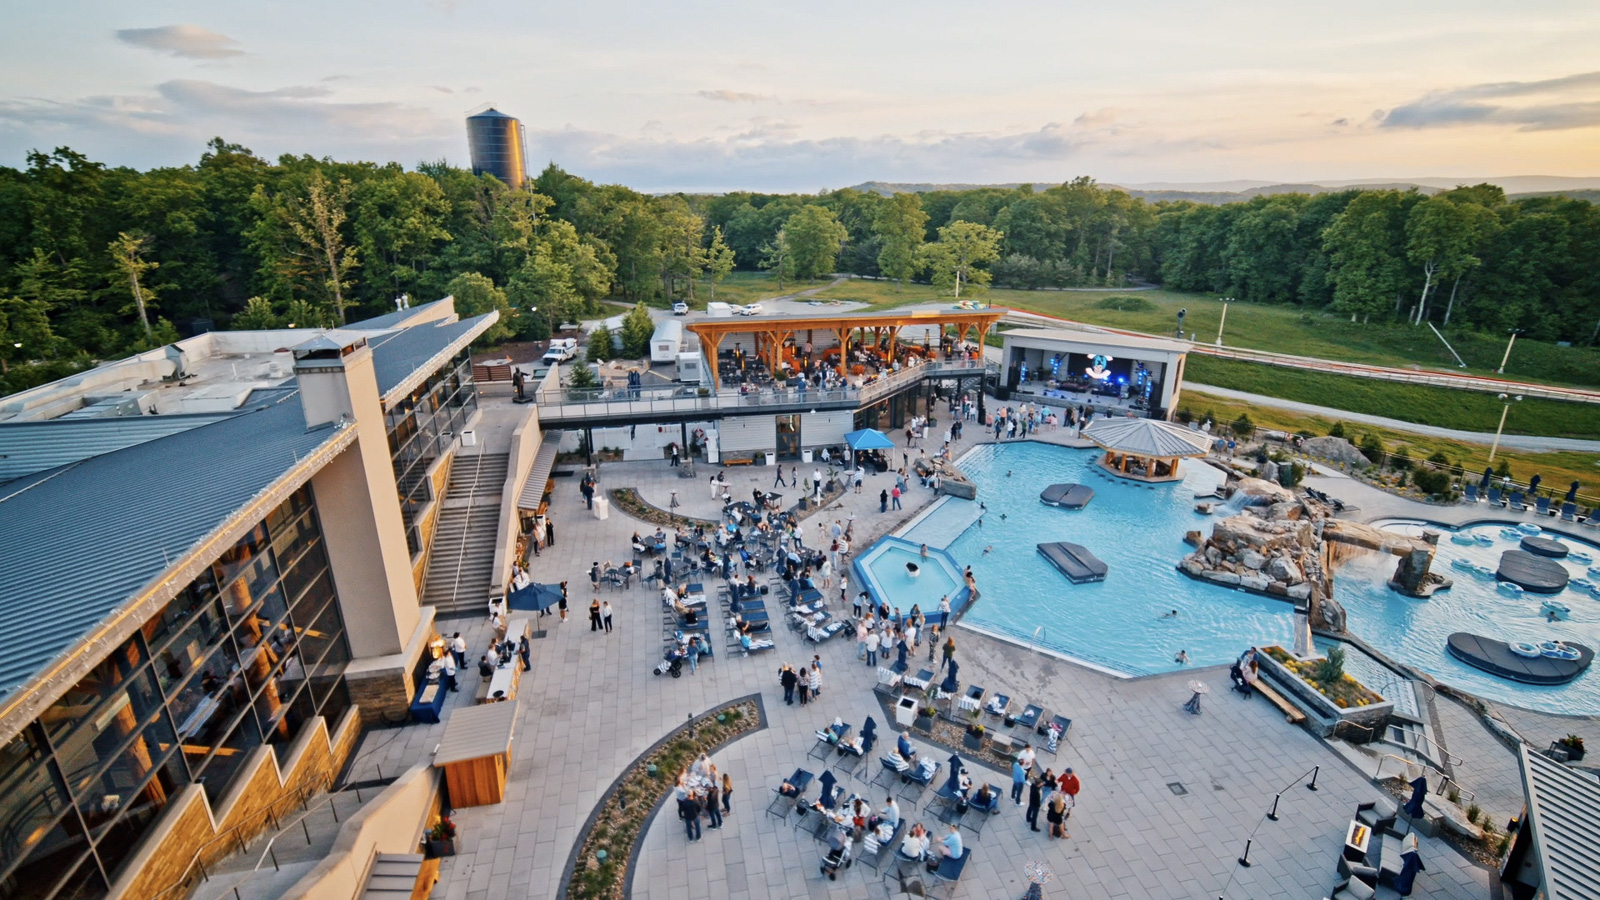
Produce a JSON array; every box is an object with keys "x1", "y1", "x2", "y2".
[
  {"x1": 1501, "y1": 528, "x2": 1526, "y2": 540},
  {"x1": 1473, "y1": 534, "x2": 1495, "y2": 546},
  {"x1": 1519, "y1": 522, "x2": 1543, "y2": 535},
  {"x1": 1472, "y1": 565, "x2": 1496, "y2": 580},
  {"x1": 1570, "y1": 577, "x2": 1595, "y2": 592},
  {"x1": 1567, "y1": 550, "x2": 1593, "y2": 565},
  {"x1": 1450, "y1": 533, "x2": 1478, "y2": 546},
  {"x1": 1498, "y1": 581, "x2": 1525, "y2": 596},
  {"x1": 1450, "y1": 557, "x2": 1475, "y2": 571},
  {"x1": 1446, "y1": 632, "x2": 1593, "y2": 684}
]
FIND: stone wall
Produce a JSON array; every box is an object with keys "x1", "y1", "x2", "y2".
[{"x1": 109, "y1": 707, "x2": 363, "y2": 900}]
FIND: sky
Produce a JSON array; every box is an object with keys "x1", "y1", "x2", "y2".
[{"x1": 2, "y1": 0, "x2": 1599, "y2": 192}]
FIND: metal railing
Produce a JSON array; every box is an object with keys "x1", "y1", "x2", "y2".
[
  {"x1": 1374, "y1": 754, "x2": 1474, "y2": 804},
  {"x1": 148, "y1": 777, "x2": 328, "y2": 900}
]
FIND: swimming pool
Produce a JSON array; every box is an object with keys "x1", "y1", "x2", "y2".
[
  {"x1": 917, "y1": 442, "x2": 1294, "y2": 676},
  {"x1": 854, "y1": 537, "x2": 966, "y2": 617},
  {"x1": 1338, "y1": 520, "x2": 1600, "y2": 714}
]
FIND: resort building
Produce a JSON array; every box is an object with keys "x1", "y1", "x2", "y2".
[
  {"x1": 0, "y1": 300, "x2": 507, "y2": 900},
  {"x1": 998, "y1": 327, "x2": 1190, "y2": 419}
]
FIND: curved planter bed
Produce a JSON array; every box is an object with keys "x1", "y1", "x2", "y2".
[{"x1": 559, "y1": 695, "x2": 767, "y2": 900}]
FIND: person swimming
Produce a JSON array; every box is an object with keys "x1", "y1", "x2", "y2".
[
  {"x1": 1160, "y1": 609, "x2": 1179, "y2": 619},
  {"x1": 982, "y1": 546, "x2": 993, "y2": 555},
  {"x1": 1174, "y1": 649, "x2": 1189, "y2": 664}
]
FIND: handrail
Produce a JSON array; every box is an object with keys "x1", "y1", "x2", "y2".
[
  {"x1": 193, "y1": 781, "x2": 382, "y2": 900},
  {"x1": 1027, "y1": 626, "x2": 1047, "y2": 656},
  {"x1": 147, "y1": 777, "x2": 327, "y2": 900},
  {"x1": 1374, "y1": 754, "x2": 1475, "y2": 804}
]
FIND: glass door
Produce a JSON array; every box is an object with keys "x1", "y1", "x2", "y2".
[{"x1": 775, "y1": 415, "x2": 801, "y2": 460}]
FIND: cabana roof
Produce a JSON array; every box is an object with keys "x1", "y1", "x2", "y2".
[{"x1": 1083, "y1": 417, "x2": 1212, "y2": 458}]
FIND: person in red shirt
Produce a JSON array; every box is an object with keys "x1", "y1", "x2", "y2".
[{"x1": 1058, "y1": 768, "x2": 1081, "y2": 828}]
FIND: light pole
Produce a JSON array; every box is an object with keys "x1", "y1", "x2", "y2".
[
  {"x1": 1488, "y1": 393, "x2": 1522, "y2": 462},
  {"x1": 1215, "y1": 298, "x2": 1232, "y2": 347},
  {"x1": 1176, "y1": 308, "x2": 1187, "y2": 340},
  {"x1": 1496, "y1": 329, "x2": 1523, "y2": 374}
]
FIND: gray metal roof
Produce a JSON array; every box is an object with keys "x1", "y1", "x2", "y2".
[
  {"x1": 433, "y1": 702, "x2": 517, "y2": 765},
  {"x1": 1082, "y1": 417, "x2": 1213, "y2": 457},
  {"x1": 517, "y1": 436, "x2": 561, "y2": 510},
  {"x1": 0, "y1": 412, "x2": 240, "y2": 483},
  {"x1": 0, "y1": 392, "x2": 346, "y2": 696},
  {"x1": 1520, "y1": 743, "x2": 1600, "y2": 900},
  {"x1": 345, "y1": 298, "x2": 452, "y2": 332},
  {"x1": 369, "y1": 313, "x2": 496, "y2": 400}
]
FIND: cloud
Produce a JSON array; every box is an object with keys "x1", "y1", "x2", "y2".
[
  {"x1": 1073, "y1": 108, "x2": 1119, "y2": 128},
  {"x1": 1330, "y1": 117, "x2": 1350, "y2": 127},
  {"x1": 697, "y1": 90, "x2": 776, "y2": 103},
  {"x1": 115, "y1": 25, "x2": 242, "y2": 59},
  {"x1": 1381, "y1": 71, "x2": 1600, "y2": 131}
]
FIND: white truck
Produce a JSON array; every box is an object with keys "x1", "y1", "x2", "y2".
[
  {"x1": 541, "y1": 338, "x2": 578, "y2": 365},
  {"x1": 705, "y1": 302, "x2": 735, "y2": 318}
]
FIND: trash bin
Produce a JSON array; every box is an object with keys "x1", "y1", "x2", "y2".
[
  {"x1": 592, "y1": 496, "x2": 609, "y2": 520},
  {"x1": 896, "y1": 696, "x2": 919, "y2": 728},
  {"x1": 802, "y1": 449, "x2": 814, "y2": 463}
]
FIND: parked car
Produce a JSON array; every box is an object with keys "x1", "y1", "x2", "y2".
[
  {"x1": 737, "y1": 303, "x2": 763, "y2": 316},
  {"x1": 672, "y1": 301, "x2": 689, "y2": 316},
  {"x1": 541, "y1": 338, "x2": 578, "y2": 364}
]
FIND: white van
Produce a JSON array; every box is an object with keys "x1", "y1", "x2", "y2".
[{"x1": 541, "y1": 338, "x2": 578, "y2": 364}]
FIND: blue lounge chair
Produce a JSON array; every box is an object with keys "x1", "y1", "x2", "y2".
[
  {"x1": 931, "y1": 848, "x2": 971, "y2": 892},
  {"x1": 1464, "y1": 484, "x2": 1479, "y2": 503},
  {"x1": 1510, "y1": 491, "x2": 1527, "y2": 512},
  {"x1": 899, "y1": 761, "x2": 942, "y2": 805},
  {"x1": 1014, "y1": 704, "x2": 1043, "y2": 733},
  {"x1": 1561, "y1": 502, "x2": 1578, "y2": 522},
  {"x1": 1536, "y1": 496, "x2": 1552, "y2": 516},
  {"x1": 1488, "y1": 487, "x2": 1503, "y2": 506},
  {"x1": 1039, "y1": 714, "x2": 1072, "y2": 752}
]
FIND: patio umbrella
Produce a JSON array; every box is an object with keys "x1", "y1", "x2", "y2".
[
  {"x1": 819, "y1": 770, "x2": 838, "y2": 809},
  {"x1": 896, "y1": 640, "x2": 909, "y2": 670},
  {"x1": 1480, "y1": 467, "x2": 1494, "y2": 492},
  {"x1": 1530, "y1": 474, "x2": 1543, "y2": 495},
  {"x1": 861, "y1": 716, "x2": 877, "y2": 754},
  {"x1": 944, "y1": 753, "x2": 964, "y2": 794},
  {"x1": 506, "y1": 582, "x2": 562, "y2": 613},
  {"x1": 1394, "y1": 844, "x2": 1423, "y2": 896},
  {"x1": 941, "y1": 660, "x2": 960, "y2": 694},
  {"x1": 1569, "y1": 481, "x2": 1582, "y2": 503},
  {"x1": 1402, "y1": 774, "x2": 1428, "y2": 818},
  {"x1": 844, "y1": 428, "x2": 896, "y2": 451}
]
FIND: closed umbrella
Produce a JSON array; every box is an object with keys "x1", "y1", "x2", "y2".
[
  {"x1": 944, "y1": 753, "x2": 964, "y2": 795},
  {"x1": 896, "y1": 640, "x2": 909, "y2": 670},
  {"x1": 1402, "y1": 774, "x2": 1428, "y2": 818},
  {"x1": 941, "y1": 660, "x2": 960, "y2": 694},
  {"x1": 819, "y1": 770, "x2": 838, "y2": 809},
  {"x1": 1394, "y1": 840, "x2": 1424, "y2": 896},
  {"x1": 1530, "y1": 474, "x2": 1542, "y2": 496},
  {"x1": 1567, "y1": 481, "x2": 1581, "y2": 503},
  {"x1": 861, "y1": 716, "x2": 878, "y2": 754},
  {"x1": 1480, "y1": 467, "x2": 1494, "y2": 492}
]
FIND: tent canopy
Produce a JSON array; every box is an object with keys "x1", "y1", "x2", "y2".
[
  {"x1": 1083, "y1": 417, "x2": 1211, "y2": 458},
  {"x1": 844, "y1": 428, "x2": 896, "y2": 451}
]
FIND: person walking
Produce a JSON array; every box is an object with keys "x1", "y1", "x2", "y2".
[
  {"x1": 720, "y1": 772, "x2": 734, "y2": 816},
  {"x1": 1011, "y1": 759, "x2": 1027, "y2": 805},
  {"x1": 678, "y1": 792, "x2": 702, "y2": 842},
  {"x1": 775, "y1": 465, "x2": 787, "y2": 488},
  {"x1": 558, "y1": 591, "x2": 569, "y2": 623},
  {"x1": 601, "y1": 600, "x2": 614, "y2": 634},
  {"x1": 1025, "y1": 774, "x2": 1044, "y2": 832},
  {"x1": 1058, "y1": 767, "x2": 1081, "y2": 831},
  {"x1": 780, "y1": 664, "x2": 798, "y2": 705},
  {"x1": 449, "y1": 632, "x2": 467, "y2": 669},
  {"x1": 589, "y1": 599, "x2": 602, "y2": 631},
  {"x1": 670, "y1": 443, "x2": 680, "y2": 467}
]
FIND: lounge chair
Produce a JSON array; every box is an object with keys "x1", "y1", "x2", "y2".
[
  {"x1": 929, "y1": 848, "x2": 971, "y2": 897},
  {"x1": 1039, "y1": 714, "x2": 1072, "y2": 752},
  {"x1": 1488, "y1": 487, "x2": 1503, "y2": 506},
  {"x1": 984, "y1": 693, "x2": 1011, "y2": 718},
  {"x1": 1561, "y1": 502, "x2": 1578, "y2": 522},
  {"x1": 904, "y1": 668, "x2": 934, "y2": 691},
  {"x1": 1509, "y1": 491, "x2": 1527, "y2": 512},
  {"x1": 1536, "y1": 496, "x2": 1552, "y2": 516},
  {"x1": 931, "y1": 784, "x2": 966, "y2": 827},
  {"x1": 809, "y1": 722, "x2": 851, "y2": 760},
  {"x1": 964, "y1": 785, "x2": 1000, "y2": 836},
  {"x1": 899, "y1": 761, "x2": 942, "y2": 805},
  {"x1": 1013, "y1": 703, "x2": 1043, "y2": 735},
  {"x1": 1464, "y1": 484, "x2": 1479, "y2": 503},
  {"x1": 874, "y1": 667, "x2": 903, "y2": 696},
  {"x1": 958, "y1": 685, "x2": 986, "y2": 713},
  {"x1": 859, "y1": 819, "x2": 907, "y2": 874}
]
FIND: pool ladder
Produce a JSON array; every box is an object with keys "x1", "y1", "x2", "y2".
[{"x1": 1027, "y1": 626, "x2": 1047, "y2": 656}]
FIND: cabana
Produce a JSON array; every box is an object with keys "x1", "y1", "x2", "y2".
[{"x1": 1082, "y1": 417, "x2": 1211, "y2": 483}]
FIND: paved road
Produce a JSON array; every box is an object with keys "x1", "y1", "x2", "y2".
[{"x1": 1186, "y1": 383, "x2": 1600, "y2": 452}]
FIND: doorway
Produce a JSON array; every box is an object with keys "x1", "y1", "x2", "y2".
[{"x1": 775, "y1": 414, "x2": 801, "y2": 460}]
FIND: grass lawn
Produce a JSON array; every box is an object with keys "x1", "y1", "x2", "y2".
[
  {"x1": 1181, "y1": 389, "x2": 1600, "y2": 501},
  {"x1": 1185, "y1": 355, "x2": 1600, "y2": 439}
]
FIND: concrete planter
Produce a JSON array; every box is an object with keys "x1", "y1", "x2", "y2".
[{"x1": 1256, "y1": 647, "x2": 1394, "y2": 741}]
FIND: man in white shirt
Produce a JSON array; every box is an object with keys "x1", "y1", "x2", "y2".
[
  {"x1": 866, "y1": 631, "x2": 881, "y2": 667},
  {"x1": 1017, "y1": 745, "x2": 1036, "y2": 774}
]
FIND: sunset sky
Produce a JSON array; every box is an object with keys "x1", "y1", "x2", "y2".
[{"x1": 3, "y1": 0, "x2": 1598, "y2": 191}]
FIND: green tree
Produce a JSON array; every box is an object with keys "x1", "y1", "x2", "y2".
[
  {"x1": 1323, "y1": 190, "x2": 1413, "y2": 323},
  {"x1": 248, "y1": 168, "x2": 360, "y2": 323},
  {"x1": 1405, "y1": 195, "x2": 1491, "y2": 326},
  {"x1": 874, "y1": 193, "x2": 929, "y2": 288},
  {"x1": 354, "y1": 168, "x2": 452, "y2": 308},
  {"x1": 568, "y1": 362, "x2": 599, "y2": 389},
  {"x1": 231, "y1": 296, "x2": 281, "y2": 330},
  {"x1": 619, "y1": 302, "x2": 654, "y2": 358},
  {"x1": 658, "y1": 199, "x2": 706, "y2": 300},
  {"x1": 922, "y1": 221, "x2": 1004, "y2": 299},
  {"x1": 704, "y1": 226, "x2": 736, "y2": 300},
  {"x1": 759, "y1": 232, "x2": 792, "y2": 290},
  {"x1": 778, "y1": 206, "x2": 847, "y2": 280},
  {"x1": 586, "y1": 324, "x2": 613, "y2": 363},
  {"x1": 446, "y1": 272, "x2": 514, "y2": 342},
  {"x1": 282, "y1": 299, "x2": 332, "y2": 329},
  {"x1": 107, "y1": 231, "x2": 159, "y2": 340},
  {"x1": 0, "y1": 295, "x2": 56, "y2": 374}
]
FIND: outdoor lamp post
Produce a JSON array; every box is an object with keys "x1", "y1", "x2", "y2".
[
  {"x1": 1215, "y1": 299, "x2": 1233, "y2": 346},
  {"x1": 1176, "y1": 308, "x2": 1187, "y2": 339},
  {"x1": 1489, "y1": 393, "x2": 1522, "y2": 462},
  {"x1": 1496, "y1": 329, "x2": 1523, "y2": 374}
]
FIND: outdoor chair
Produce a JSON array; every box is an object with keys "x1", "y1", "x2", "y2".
[
  {"x1": 1013, "y1": 703, "x2": 1043, "y2": 736},
  {"x1": 1536, "y1": 496, "x2": 1552, "y2": 516},
  {"x1": 1509, "y1": 491, "x2": 1527, "y2": 512},
  {"x1": 859, "y1": 820, "x2": 906, "y2": 874},
  {"x1": 964, "y1": 786, "x2": 1000, "y2": 836},
  {"x1": 1040, "y1": 714, "x2": 1072, "y2": 753},
  {"x1": 832, "y1": 749, "x2": 863, "y2": 780},
  {"x1": 767, "y1": 791, "x2": 798, "y2": 821},
  {"x1": 899, "y1": 762, "x2": 942, "y2": 806},
  {"x1": 904, "y1": 669, "x2": 934, "y2": 691},
  {"x1": 930, "y1": 784, "x2": 966, "y2": 827},
  {"x1": 1464, "y1": 484, "x2": 1479, "y2": 502},
  {"x1": 874, "y1": 667, "x2": 903, "y2": 696},
  {"x1": 873, "y1": 759, "x2": 906, "y2": 792},
  {"x1": 928, "y1": 848, "x2": 971, "y2": 899},
  {"x1": 1488, "y1": 487, "x2": 1503, "y2": 506},
  {"x1": 1560, "y1": 502, "x2": 1578, "y2": 521}
]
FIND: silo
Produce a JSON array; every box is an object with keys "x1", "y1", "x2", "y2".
[{"x1": 465, "y1": 107, "x2": 528, "y2": 189}]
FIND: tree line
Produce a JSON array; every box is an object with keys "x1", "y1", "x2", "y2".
[{"x1": 1, "y1": 140, "x2": 1597, "y2": 396}]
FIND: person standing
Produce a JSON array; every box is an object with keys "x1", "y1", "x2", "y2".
[
  {"x1": 1058, "y1": 767, "x2": 1081, "y2": 829},
  {"x1": 856, "y1": 620, "x2": 869, "y2": 660},
  {"x1": 601, "y1": 600, "x2": 614, "y2": 634},
  {"x1": 589, "y1": 599, "x2": 602, "y2": 631},
  {"x1": 865, "y1": 630, "x2": 880, "y2": 667},
  {"x1": 808, "y1": 661, "x2": 823, "y2": 699},
  {"x1": 705, "y1": 781, "x2": 723, "y2": 830},
  {"x1": 780, "y1": 664, "x2": 798, "y2": 705},
  {"x1": 891, "y1": 484, "x2": 902, "y2": 510},
  {"x1": 938, "y1": 595, "x2": 951, "y2": 628},
  {"x1": 1046, "y1": 792, "x2": 1068, "y2": 839},
  {"x1": 518, "y1": 634, "x2": 531, "y2": 670},
  {"x1": 678, "y1": 792, "x2": 702, "y2": 842},
  {"x1": 721, "y1": 772, "x2": 734, "y2": 816},
  {"x1": 940, "y1": 636, "x2": 956, "y2": 673},
  {"x1": 797, "y1": 667, "x2": 810, "y2": 706},
  {"x1": 450, "y1": 632, "x2": 467, "y2": 669},
  {"x1": 440, "y1": 654, "x2": 459, "y2": 693},
  {"x1": 1025, "y1": 774, "x2": 1044, "y2": 832},
  {"x1": 1011, "y1": 759, "x2": 1027, "y2": 805},
  {"x1": 879, "y1": 488, "x2": 889, "y2": 513}
]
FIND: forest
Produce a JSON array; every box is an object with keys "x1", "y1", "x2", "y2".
[{"x1": 1, "y1": 138, "x2": 1597, "y2": 396}]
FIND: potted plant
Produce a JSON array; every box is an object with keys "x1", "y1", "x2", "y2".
[
  {"x1": 1557, "y1": 734, "x2": 1585, "y2": 761},
  {"x1": 425, "y1": 816, "x2": 457, "y2": 858},
  {"x1": 915, "y1": 703, "x2": 937, "y2": 732},
  {"x1": 963, "y1": 719, "x2": 985, "y2": 751}
]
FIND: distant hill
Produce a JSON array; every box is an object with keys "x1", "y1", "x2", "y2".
[{"x1": 847, "y1": 178, "x2": 1599, "y2": 205}]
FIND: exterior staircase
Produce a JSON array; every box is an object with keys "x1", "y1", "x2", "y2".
[
  {"x1": 422, "y1": 452, "x2": 509, "y2": 615},
  {"x1": 193, "y1": 786, "x2": 376, "y2": 900}
]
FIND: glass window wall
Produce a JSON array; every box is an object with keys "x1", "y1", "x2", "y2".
[{"x1": 383, "y1": 350, "x2": 478, "y2": 554}]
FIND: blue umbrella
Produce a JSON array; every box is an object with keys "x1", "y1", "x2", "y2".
[
  {"x1": 507, "y1": 582, "x2": 562, "y2": 612},
  {"x1": 1394, "y1": 847, "x2": 1423, "y2": 896},
  {"x1": 1480, "y1": 467, "x2": 1493, "y2": 492},
  {"x1": 941, "y1": 660, "x2": 960, "y2": 694},
  {"x1": 861, "y1": 716, "x2": 878, "y2": 754},
  {"x1": 1530, "y1": 474, "x2": 1543, "y2": 496},
  {"x1": 1568, "y1": 481, "x2": 1582, "y2": 503},
  {"x1": 896, "y1": 640, "x2": 909, "y2": 669},
  {"x1": 819, "y1": 770, "x2": 838, "y2": 809},
  {"x1": 944, "y1": 753, "x2": 964, "y2": 794},
  {"x1": 843, "y1": 428, "x2": 896, "y2": 451},
  {"x1": 1403, "y1": 775, "x2": 1428, "y2": 818}
]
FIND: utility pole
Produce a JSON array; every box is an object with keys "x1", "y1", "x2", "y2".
[
  {"x1": 1489, "y1": 393, "x2": 1522, "y2": 462},
  {"x1": 1497, "y1": 330, "x2": 1522, "y2": 374},
  {"x1": 1215, "y1": 300, "x2": 1230, "y2": 347}
]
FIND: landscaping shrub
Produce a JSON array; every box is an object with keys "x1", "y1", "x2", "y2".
[
  {"x1": 1359, "y1": 433, "x2": 1385, "y2": 464},
  {"x1": 1328, "y1": 421, "x2": 1346, "y2": 438},
  {"x1": 1231, "y1": 413, "x2": 1255, "y2": 438},
  {"x1": 1094, "y1": 295, "x2": 1156, "y2": 312}
]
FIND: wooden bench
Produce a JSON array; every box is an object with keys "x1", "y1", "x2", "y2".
[
  {"x1": 722, "y1": 456, "x2": 755, "y2": 466},
  {"x1": 1255, "y1": 681, "x2": 1307, "y2": 725}
]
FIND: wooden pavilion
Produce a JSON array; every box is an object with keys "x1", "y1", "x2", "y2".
[
  {"x1": 686, "y1": 309, "x2": 1004, "y2": 388},
  {"x1": 1082, "y1": 416, "x2": 1213, "y2": 483}
]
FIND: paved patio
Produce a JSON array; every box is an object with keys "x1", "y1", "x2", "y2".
[{"x1": 342, "y1": 415, "x2": 1511, "y2": 900}]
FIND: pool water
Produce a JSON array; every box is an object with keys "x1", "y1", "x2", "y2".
[
  {"x1": 921, "y1": 442, "x2": 1294, "y2": 676},
  {"x1": 1339, "y1": 520, "x2": 1600, "y2": 714},
  {"x1": 857, "y1": 539, "x2": 965, "y2": 615}
]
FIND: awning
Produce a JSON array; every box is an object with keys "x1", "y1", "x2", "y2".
[
  {"x1": 843, "y1": 428, "x2": 896, "y2": 451},
  {"x1": 517, "y1": 433, "x2": 562, "y2": 511},
  {"x1": 1517, "y1": 743, "x2": 1600, "y2": 900}
]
